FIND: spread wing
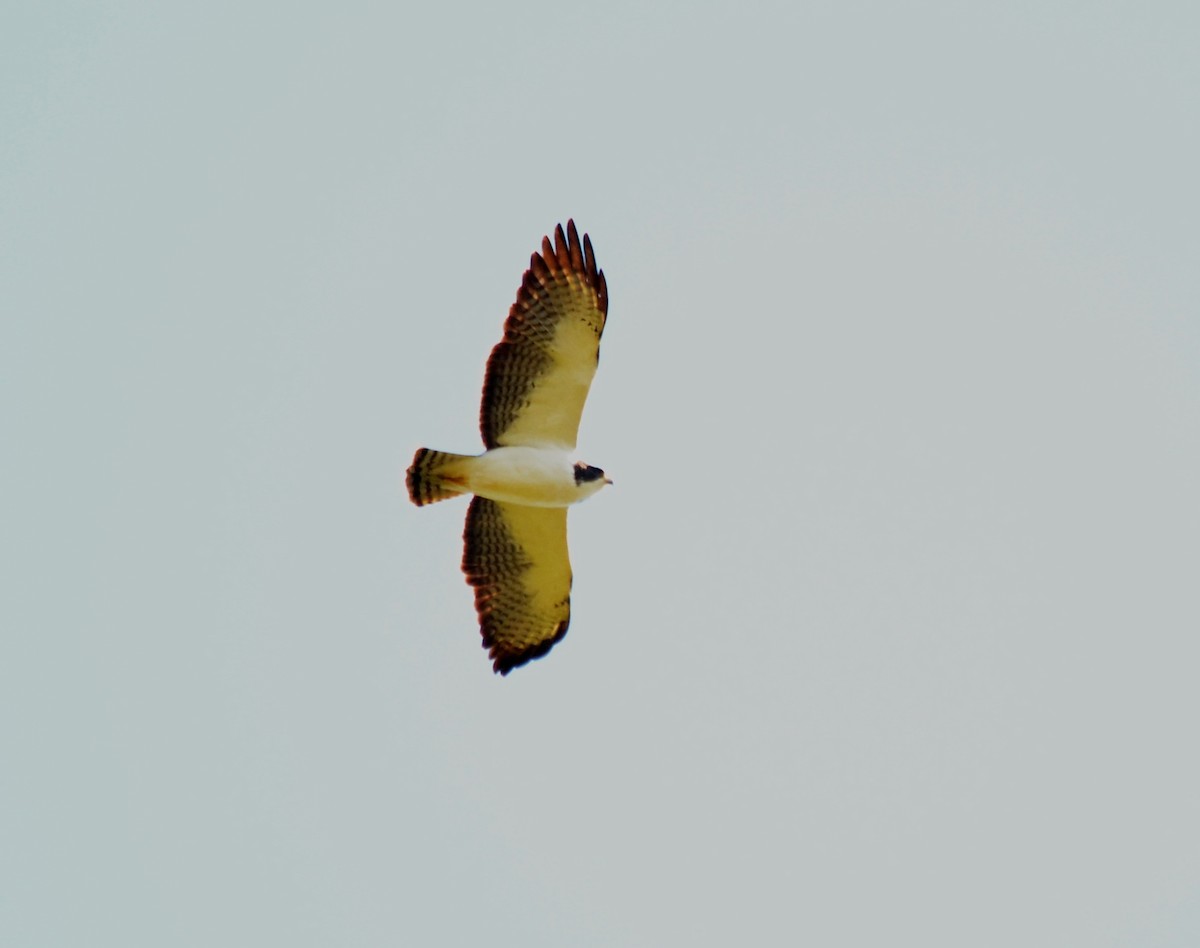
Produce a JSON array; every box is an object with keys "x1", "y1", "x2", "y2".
[
  {"x1": 480, "y1": 220, "x2": 608, "y2": 450},
  {"x1": 461, "y1": 497, "x2": 573, "y2": 675}
]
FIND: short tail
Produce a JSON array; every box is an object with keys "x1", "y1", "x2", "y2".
[{"x1": 406, "y1": 448, "x2": 473, "y2": 506}]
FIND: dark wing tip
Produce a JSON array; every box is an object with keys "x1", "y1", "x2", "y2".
[
  {"x1": 529, "y1": 250, "x2": 550, "y2": 281},
  {"x1": 504, "y1": 220, "x2": 607, "y2": 323},
  {"x1": 491, "y1": 618, "x2": 571, "y2": 675},
  {"x1": 582, "y1": 232, "x2": 596, "y2": 272},
  {"x1": 596, "y1": 268, "x2": 608, "y2": 315},
  {"x1": 534, "y1": 220, "x2": 601, "y2": 285}
]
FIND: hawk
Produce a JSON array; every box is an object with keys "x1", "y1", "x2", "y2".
[{"x1": 406, "y1": 220, "x2": 611, "y2": 674}]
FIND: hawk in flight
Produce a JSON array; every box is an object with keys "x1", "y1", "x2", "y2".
[{"x1": 406, "y1": 220, "x2": 611, "y2": 674}]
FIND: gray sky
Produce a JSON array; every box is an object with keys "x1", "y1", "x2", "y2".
[{"x1": 4, "y1": 2, "x2": 1199, "y2": 945}]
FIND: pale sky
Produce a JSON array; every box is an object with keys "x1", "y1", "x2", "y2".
[{"x1": 4, "y1": 2, "x2": 1199, "y2": 946}]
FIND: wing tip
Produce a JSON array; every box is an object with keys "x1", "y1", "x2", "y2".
[
  {"x1": 527, "y1": 219, "x2": 604, "y2": 302},
  {"x1": 489, "y1": 617, "x2": 571, "y2": 675}
]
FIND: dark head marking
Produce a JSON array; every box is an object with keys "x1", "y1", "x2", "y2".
[{"x1": 573, "y1": 463, "x2": 606, "y2": 485}]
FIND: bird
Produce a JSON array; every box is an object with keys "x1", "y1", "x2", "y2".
[{"x1": 406, "y1": 220, "x2": 612, "y2": 675}]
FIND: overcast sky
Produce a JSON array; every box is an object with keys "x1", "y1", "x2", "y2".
[{"x1": 4, "y1": 2, "x2": 1199, "y2": 946}]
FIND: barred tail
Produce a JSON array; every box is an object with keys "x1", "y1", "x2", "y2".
[{"x1": 406, "y1": 448, "x2": 473, "y2": 506}]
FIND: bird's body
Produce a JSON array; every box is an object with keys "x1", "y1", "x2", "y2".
[
  {"x1": 409, "y1": 445, "x2": 608, "y2": 508},
  {"x1": 406, "y1": 220, "x2": 611, "y2": 675}
]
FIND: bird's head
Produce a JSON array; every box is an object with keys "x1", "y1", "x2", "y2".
[{"x1": 573, "y1": 462, "x2": 613, "y2": 498}]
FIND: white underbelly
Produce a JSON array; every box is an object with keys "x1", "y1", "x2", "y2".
[{"x1": 466, "y1": 446, "x2": 581, "y2": 507}]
